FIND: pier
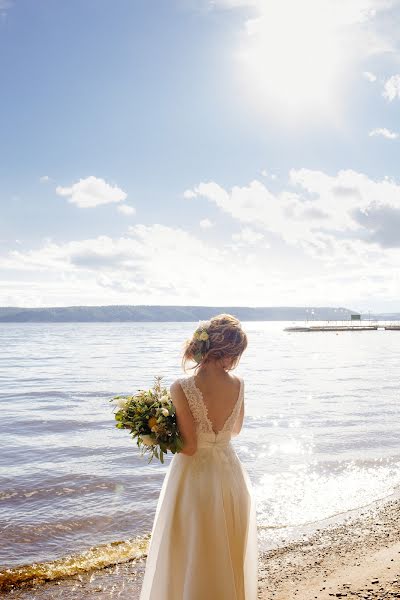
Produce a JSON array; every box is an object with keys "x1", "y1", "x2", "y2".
[{"x1": 284, "y1": 322, "x2": 400, "y2": 332}]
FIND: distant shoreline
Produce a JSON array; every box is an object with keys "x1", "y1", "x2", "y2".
[{"x1": 1, "y1": 304, "x2": 397, "y2": 323}]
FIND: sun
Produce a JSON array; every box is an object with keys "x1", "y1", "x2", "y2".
[{"x1": 236, "y1": 0, "x2": 351, "y2": 122}]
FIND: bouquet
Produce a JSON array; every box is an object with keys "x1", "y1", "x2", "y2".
[{"x1": 110, "y1": 376, "x2": 184, "y2": 463}]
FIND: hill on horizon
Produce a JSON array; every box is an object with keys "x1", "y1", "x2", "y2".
[{"x1": 0, "y1": 305, "x2": 359, "y2": 323}]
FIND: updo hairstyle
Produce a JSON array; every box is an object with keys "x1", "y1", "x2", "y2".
[{"x1": 182, "y1": 313, "x2": 247, "y2": 372}]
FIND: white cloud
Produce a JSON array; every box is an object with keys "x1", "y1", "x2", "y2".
[
  {"x1": 369, "y1": 127, "x2": 398, "y2": 139},
  {"x1": 211, "y1": 0, "x2": 400, "y2": 25},
  {"x1": 261, "y1": 169, "x2": 277, "y2": 180},
  {"x1": 183, "y1": 189, "x2": 197, "y2": 199},
  {"x1": 1, "y1": 224, "x2": 221, "y2": 277},
  {"x1": 0, "y1": 224, "x2": 275, "y2": 306},
  {"x1": 383, "y1": 74, "x2": 400, "y2": 101},
  {"x1": 363, "y1": 70, "x2": 377, "y2": 82},
  {"x1": 210, "y1": 0, "x2": 399, "y2": 16},
  {"x1": 232, "y1": 227, "x2": 265, "y2": 245},
  {"x1": 208, "y1": 0, "x2": 255, "y2": 7},
  {"x1": 117, "y1": 204, "x2": 136, "y2": 216},
  {"x1": 2, "y1": 215, "x2": 400, "y2": 309},
  {"x1": 181, "y1": 167, "x2": 400, "y2": 309},
  {"x1": 56, "y1": 176, "x2": 127, "y2": 208},
  {"x1": 289, "y1": 169, "x2": 400, "y2": 249},
  {"x1": 186, "y1": 179, "x2": 319, "y2": 245},
  {"x1": 199, "y1": 218, "x2": 214, "y2": 228},
  {"x1": 39, "y1": 175, "x2": 50, "y2": 183},
  {"x1": 186, "y1": 168, "x2": 400, "y2": 255}
]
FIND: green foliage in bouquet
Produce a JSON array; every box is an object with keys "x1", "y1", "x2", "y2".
[{"x1": 110, "y1": 376, "x2": 184, "y2": 463}]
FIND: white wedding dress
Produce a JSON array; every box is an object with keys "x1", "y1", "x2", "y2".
[{"x1": 139, "y1": 375, "x2": 258, "y2": 600}]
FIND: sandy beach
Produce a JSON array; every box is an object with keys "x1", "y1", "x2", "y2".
[
  {"x1": 258, "y1": 493, "x2": 400, "y2": 600},
  {"x1": 4, "y1": 491, "x2": 400, "y2": 599}
]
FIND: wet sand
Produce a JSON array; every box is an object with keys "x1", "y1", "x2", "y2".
[
  {"x1": 258, "y1": 494, "x2": 400, "y2": 600},
  {"x1": 4, "y1": 494, "x2": 400, "y2": 599}
]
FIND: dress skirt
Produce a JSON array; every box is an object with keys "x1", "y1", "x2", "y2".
[{"x1": 139, "y1": 431, "x2": 258, "y2": 600}]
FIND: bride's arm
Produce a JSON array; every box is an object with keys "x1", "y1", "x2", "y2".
[{"x1": 170, "y1": 381, "x2": 198, "y2": 456}]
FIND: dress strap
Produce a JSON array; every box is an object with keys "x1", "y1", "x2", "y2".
[
  {"x1": 221, "y1": 376, "x2": 244, "y2": 433},
  {"x1": 178, "y1": 376, "x2": 212, "y2": 432}
]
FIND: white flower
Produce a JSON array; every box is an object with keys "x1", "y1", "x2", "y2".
[
  {"x1": 160, "y1": 407, "x2": 169, "y2": 417},
  {"x1": 141, "y1": 435, "x2": 156, "y2": 446},
  {"x1": 161, "y1": 394, "x2": 170, "y2": 404},
  {"x1": 113, "y1": 397, "x2": 129, "y2": 409}
]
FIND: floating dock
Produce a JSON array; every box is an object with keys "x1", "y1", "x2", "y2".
[{"x1": 284, "y1": 323, "x2": 399, "y2": 332}]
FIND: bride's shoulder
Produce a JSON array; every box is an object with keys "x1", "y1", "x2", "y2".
[
  {"x1": 170, "y1": 375, "x2": 194, "y2": 410},
  {"x1": 170, "y1": 374, "x2": 192, "y2": 395},
  {"x1": 231, "y1": 374, "x2": 245, "y2": 397},
  {"x1": 231, "y1": 373, "x2": 244, "y2": 385},
  {"x1": 170, "y1": 373, "x2": 191, "y2": 386}
]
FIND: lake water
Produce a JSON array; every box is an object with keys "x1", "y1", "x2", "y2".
[{"x1": 1, "y1": 321, "x2": 400, "y2": 580}]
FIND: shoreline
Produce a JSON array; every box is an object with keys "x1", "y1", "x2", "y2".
[
  {"x1": 4, "y1": 492, "x2": 400, "y2": 599},
  {"x1": 258, "y1": 491, "x2": 400, "y2": 599}
]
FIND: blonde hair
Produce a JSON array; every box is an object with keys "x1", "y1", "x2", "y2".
[{"x1": 182, "y1": 313, "x2": 247, "y2": 373}]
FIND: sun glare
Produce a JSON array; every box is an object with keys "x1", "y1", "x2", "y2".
[{"x1": 237, "y1": 1, "x2": 351, "y2": 122}]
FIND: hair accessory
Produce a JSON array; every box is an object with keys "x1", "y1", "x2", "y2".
[{"x1": 192, "y1": 320, "x2": 211, "y2": 363}]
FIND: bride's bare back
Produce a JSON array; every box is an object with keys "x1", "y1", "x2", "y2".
[{"x1": 193, "y1": 371, "x2": 243, "y2": 434}]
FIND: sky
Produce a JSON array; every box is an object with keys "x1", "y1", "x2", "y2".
[{"x1": 1, "y1": 0, "x2": 400, "y2": 312}]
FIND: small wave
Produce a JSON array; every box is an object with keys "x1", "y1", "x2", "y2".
[
  {"x1": 0, "y1": 390, "x2": 71, "y2": 400},
  {"x1": 0, "y1": 480, "x2": 116, "y2": 503},
  {"x1": 258, "y1": 485, "x2": 400, "y2": 531},
  {"x1": 0, "y1": 535, "x2": 149, "y2": 591}
]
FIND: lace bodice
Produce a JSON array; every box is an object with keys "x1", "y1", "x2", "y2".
[{"x1": 178, "y1": 375, "x2": 244, "y2": 435}]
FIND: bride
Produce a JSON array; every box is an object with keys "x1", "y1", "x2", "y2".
[{"x1": 139, "y1": 314, "x2": 258, "y2": 600}]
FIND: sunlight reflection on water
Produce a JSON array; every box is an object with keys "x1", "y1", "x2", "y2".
[{"x1": 1, "y1": 321, "x2": 400, "y2": 569}]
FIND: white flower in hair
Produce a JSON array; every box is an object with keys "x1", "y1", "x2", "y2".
[
  {"x1": 192, "y1": 320, "x2": 211, "y2": 363},
  {"x1": 194, "y1": 319, "x2": 210, "y2": 340}
]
